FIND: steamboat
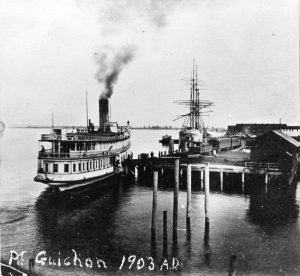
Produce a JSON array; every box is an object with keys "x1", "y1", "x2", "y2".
[{"x1": 34, "y1": 97, "x2": 131, "y2": 191}]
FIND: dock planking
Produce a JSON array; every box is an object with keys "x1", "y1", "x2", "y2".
[{"x1": 125, "y1": 155, "x2": 284, "y2": 176}]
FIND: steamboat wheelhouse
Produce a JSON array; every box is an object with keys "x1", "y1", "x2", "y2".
[{"x1": 34, "y1": 98, "x2": 131, "y2": 191}]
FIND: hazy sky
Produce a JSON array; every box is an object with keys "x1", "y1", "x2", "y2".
[{"x1": 0, "y1": 0, "x2": 299, "y2": 127}]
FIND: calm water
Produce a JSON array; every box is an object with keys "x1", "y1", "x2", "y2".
[{"x1": 1, "y1": 128, "x2": 300, "y2": 275}]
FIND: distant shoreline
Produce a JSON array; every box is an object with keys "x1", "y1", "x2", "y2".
[
  {"x1": 10, "y1": 126, "x2": 181, "y2": 130},
  {"x1": 9, "y1": 126, "x2": 227, "y2": 132}
]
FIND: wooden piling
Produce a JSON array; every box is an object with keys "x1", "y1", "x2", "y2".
[
  {"x1": 29, "y1": 255, "x2": 35, "y2": 274},
  {"x1": 265, "y1": 174, "x2": 268, "y2": 193},
  {"x1": 204, "y1": 164, "x2": 210, "y2": 224},
  {"x1": 151, "y1": 171, "x2": 158, "y2": 241},
  {"x1": 135, "y1": 166, "x2": 138, "y2": 179},
  {"x1": 204, "y1": 218, "x2": 209, "y2": 246},
  {"x1": 169, "y1": 139, "x2": 174, "y2": 154},
  {"x1": 228, "y1": 255, "x2": 237, "y2": 276},
  {"x1": 264, "y1": 174, "x2": 268, "y2": 193},
  {"x1": 180, "y1": 169, "x2": 183, "y2": 188},
  {"x1": 186, "y1": 164, "x2": 192, "y2": 231},
  {"x1": 220, "y1": 171, "x2": 223, "y2": 192},
  {"x1": 160, "y1": 167, "x2": 164, "y2": 186},
  {"x1": 242, "y1": 173, "x2": 245, "y2": 194},
  {"x1": 200, "y1": 170, "x2": 204, "y2": 190},
  {"x1": 143, "y1": 166, "x2": 146, "y2": 184},
  {"x1": 173, "y1": 159, "x2": 179, "y2": 243},
  {"x1": 163, "y1": 211, "x2": 168, "y2": 257},
  {"x1": 0, "y1": 225, "x2": 2, "y2": 276}
]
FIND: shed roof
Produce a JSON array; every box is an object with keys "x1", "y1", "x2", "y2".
[{"x1": 272, "y1": 130, "x2": 300, "y2": 147}]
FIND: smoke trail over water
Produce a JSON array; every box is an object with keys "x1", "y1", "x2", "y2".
[
  {"x1": 95, "y1": 46, "x2": 136, "y2": 99},
  {"x1": 93, "y1": 1, "x2": 183, "y2": 99}
]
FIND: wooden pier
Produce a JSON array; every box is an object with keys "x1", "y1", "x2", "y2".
[
  {"x1": 123, "y1": 150, "x2": 298, "y2": 228},
  {"x1": 122, "y1": 137, "x2": 299, "y2": 276},
  {"x1": 122, "y1": 129, "x2": 300, "y2": 275},
  {"x1": 125, "y1": 155, "x2": 284, "y2": 180}
]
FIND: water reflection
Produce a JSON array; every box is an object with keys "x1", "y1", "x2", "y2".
[
  {"x1": 32, "y1": 170, "x2": 300, "y2": 274},
  {"x1": 208, "y1": 172, "x2": 299, "y2": 231},
  {"x1": 203, "y1": 221, "x2": 211, "y2": 268},
  {"x1": 246, "y1": 177, "x2": 299, "y2": 232},
  {"x1": 4, "y1": 128, "x2": 300, "y2": 274},
  {"x1": 34, "y1": 178, "x2": 131, "y2": 268}
]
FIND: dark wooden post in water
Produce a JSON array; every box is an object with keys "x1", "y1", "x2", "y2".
[
  {"x1": 169, "y1": 139, "x2": 174, "y2": 154},
  {"x1": 204, "y1": 163, "x2": 210, "y2": 225},
  {"x1": 173, "y1": 159, "x2": 179, "y2": 243},
  {"x1": 265, "y1": 174, "x2": 268, "y2": 193},
  {"x1": 163, "y1": 211, "x2": 168, "y2": 257},
  {"x1": 160, "y1": 167, "x2": 164, "y2": 186},
  {"x1": 180, "y1": 169, "x2": 183, "y2": 188},
  {"x1": 151, "y1": 171, "x2": 158, "y2": 241},
  {"x1": 29, "y1": 255, "x2": 35, "y2": 274},
  {"x1": 186, "y1": 164, "x2": 192, "y2": 231},
  {"x1": 220, "y1": 171, "x2": 223, "y2": 192},
  {"x1": 142, "y1": 166, "x2": 146, "y2": 184},
  {"x1": 241, "y1": 173, "x2": 245, "y2": 194},
  {"x1": 228, "y1": 255, "x2": 238, "y2": 276},
  {"x1": 200, "y1": 170, "x2": 204, "y2": 190}
]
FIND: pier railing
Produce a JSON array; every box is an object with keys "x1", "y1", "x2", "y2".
[
  {"x1": 39, "y1": 143, "x2": 131, "y2": 159},
  {"x1": 237, "y1": 161, "x2": 280, "y2": 171}
]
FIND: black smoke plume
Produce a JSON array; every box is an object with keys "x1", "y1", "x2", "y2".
[{"x1": 95, "y1": 45, "x2": 135, "y2": 99}]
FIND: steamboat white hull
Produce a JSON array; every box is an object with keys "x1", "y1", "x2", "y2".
[{"x1": 35, "y1": 167, "x2": 118, "y2": 191}]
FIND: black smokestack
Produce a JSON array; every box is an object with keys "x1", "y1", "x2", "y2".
[
  {"x1": 95, "y1": 45, "x2": 136, "y2": 99},
  {"x1": 99, "y1": 99, "x2": 109, "y2": 131}
]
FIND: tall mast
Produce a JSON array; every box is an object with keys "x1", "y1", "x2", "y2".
[
  {"x1": 173, "y1": 61, "x2": 213, "y2": 127},
  {"x1": 51, "y1": 108, "x2": 54, "y2": 134},
  {"x1": 85, "y1": 81, "x2": 89, "y2": 130},
  {"x1": 195, "y1": 64, "x2": 199, "y2": 129},
  {"x1": 190, "y1": 71, "x2": 193, "y2": 128},
  {"x1": 192, "y1": 60, "x2": 195, "y2": 128}
]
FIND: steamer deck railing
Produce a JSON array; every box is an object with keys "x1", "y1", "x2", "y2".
[
  {"x1": 41, "y1": 133, "x2": 130, "y2": 142},
  {"x1": 39, "y1": 143, "x2": 131, "y2": 159}
]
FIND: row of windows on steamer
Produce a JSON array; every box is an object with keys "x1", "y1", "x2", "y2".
[
  {"x1": 84, "y1": 140, "x2": 129, "y2": 151},
  {"x1": 44, "y1": 157, "x2": 114, "y2": 174},
  {"x1": 51, "y1": 140, "x2": 129, "y2": 151}
]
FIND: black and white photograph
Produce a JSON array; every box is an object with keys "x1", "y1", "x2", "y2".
[{"x1": 0, "y1": 0, "x2": 300, "y2": 275}]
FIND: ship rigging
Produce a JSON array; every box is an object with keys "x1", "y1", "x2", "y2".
[
  {"x1": 174, "y1": 63, "x2": 213, "y2": 133},
  {"x1": 174, "y1": 63, "x2": 213, "y2": 152}
]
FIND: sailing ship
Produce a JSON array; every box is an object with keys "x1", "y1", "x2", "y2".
[
  {"x1": 34, "y1": 97, "x2": 131, "y2": 191},
  {"x1": 174, "y1": 63, "x2": 213, "y2": 154}
]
